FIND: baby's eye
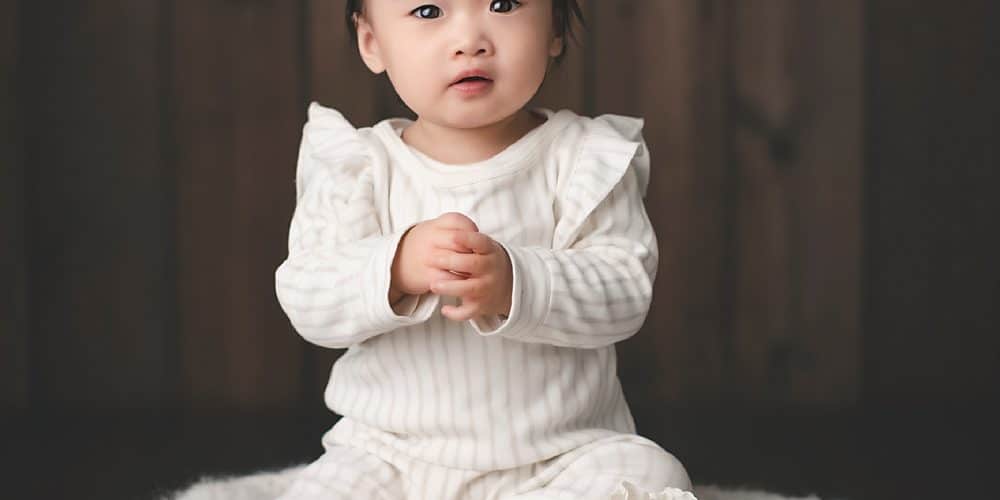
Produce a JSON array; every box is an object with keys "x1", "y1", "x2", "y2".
[
  {"x1": 489, "y1": 0, "x2": 522, "y2": 14},
  {"x1": 411, "y1": 4, "x2": 442, "y2": 19}
]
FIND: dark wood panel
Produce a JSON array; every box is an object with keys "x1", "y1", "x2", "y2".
[
  {"x1": 727, "y1": 1, "x2": 861, "y2": 406},
  {"x1": 1, "y1": 0, "x2": 28, "y2": 410},
  {"x1": 591, "y1": 0, "x2": 862, "y2": 407},
  {"x1": 865, "y1": 0, "x2": 1000, "y2": 405},
  {"x1": 18, "y1": 0, "x2": 172, "y2": 409},
  {"x1": 594, "y1": 0, "x2": 732, "y2": 405},
  {"x1": 786, "y1": 2, "x2": 863, "y2": 405},
  {"x1": 172, "y1": 1, "x2": 305, "y2": 409}
]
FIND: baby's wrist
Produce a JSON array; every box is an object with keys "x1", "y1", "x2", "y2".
[
  {"x1": 388, "y1": 285, "x2": 405, "y2": 305},
  {"x1": 390, "y1": 230, "x2": 414, "y2": 299}
]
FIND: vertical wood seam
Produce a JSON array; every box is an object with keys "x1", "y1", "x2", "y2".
[
  {"x1": 717, "y1": 0, "x2": 740, "y2": 404},
  {"x1": 19, "y1": 1, "x2": 42, "y2": 413},
  {"x1": 5, "y1": 0, "x2": 29, "y2": 411},
  {"x1": 158, "y1": 0, "x2": 182, "y2": 413},
  {"x1": 859, "y1": 0, "x2": 874, "y2": 408}
]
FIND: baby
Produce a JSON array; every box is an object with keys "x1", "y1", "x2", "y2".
[{"x1": 274, "y1": 0, "x2": 695, "y2": 498}]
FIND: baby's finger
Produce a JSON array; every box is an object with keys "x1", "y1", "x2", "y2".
[
  {"x1": 431, "y1": 277, "x2": 484, "y2": 297},
  {"x1": 454, "y1": 231, "x2": 496, "y2": 255},
  {"x1": 433, "y1": 251, "x2": 485, "y2": 275},
  {"x1": 433, "y1": 229, "x2": 475, "y2": 253},
  {"x1": 441, "y1": 301, "x2": 479, "y2": 322},
  {"x1": 432, "y1": 212, "x2": 479, "y2": 233},
  {"x1": 426, "y1": 250, "x2": 473, "y2": 278},
  {"x1": 428, "y1": 268, "x2": 465, "y2": 284}
]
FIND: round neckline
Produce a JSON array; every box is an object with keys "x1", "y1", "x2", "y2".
[{"x1": 375, "y1": 107, "x2": 569, "y2": 187}]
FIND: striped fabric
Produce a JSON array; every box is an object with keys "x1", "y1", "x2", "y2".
[
  {"x1": 274, "y1": 102, "x2": 669, "y2": 475},
  {"x1": 276, "y1": 432, "x2": 692, "y2": 500}
]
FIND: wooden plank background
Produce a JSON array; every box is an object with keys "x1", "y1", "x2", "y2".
[
  {"x1": 4, "y1": 0, "x2": 994, "y2": 415},
  {"x1": 171, "y1": 0, "x2": 305, "y2": 411},
  {"x1": 864, "y1": 0, "x2": 1000, "y2": 406},
  {"x1": 725, "y1": 1, "x2": 862, "y2": 407},
  {"x1": 14, "y1": 0, "x2": 173, "y2": 409},
  {"x1": 1, "y1": 0, "x2": 28, "y2": 411}
]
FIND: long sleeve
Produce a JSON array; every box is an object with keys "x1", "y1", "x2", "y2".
[
  {"x1": 468, "y1": 114, "x2": 657, "y2": 349},
  {"x1": 275, "y1": 103, "x2": 439, "y2": 349}
]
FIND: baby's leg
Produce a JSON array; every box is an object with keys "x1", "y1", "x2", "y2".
[
  {"x1": 275, "y1": 443, "x2": 402, "y2": 500},
  {"x1": 508, "y1": 435, "x2": 692, "y2": 500}
]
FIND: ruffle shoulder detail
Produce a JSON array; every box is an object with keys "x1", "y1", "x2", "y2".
[
  {"x1": 294, "y1": 102, "x2": 383, "y2": 243},
  {"x1": 296, "y1": 102, "x2": 375, "y2": 204},
  {"x1": 552, "y1": 112, "x2": 649, "y2": 250}
]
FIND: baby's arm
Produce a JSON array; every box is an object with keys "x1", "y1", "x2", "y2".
[
  {"x1": 274, "y1": 136, "x2": 442, "y2": 348},
  {"x1": 434, "y1": 151, "x2": 656, "y2": 349}
]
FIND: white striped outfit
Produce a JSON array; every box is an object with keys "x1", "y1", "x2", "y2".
[{"x1": 274, "y1": 103, "x2": 693, "y2": 499}]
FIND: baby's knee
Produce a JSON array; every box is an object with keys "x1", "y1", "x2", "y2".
[
  {"x1": 276, "y1": 446, "x2": 402, "y2": 500},
  {"x1": 639, "y1": 445, "x2": 693, "y2": 491},
  {"x1": 578, "y1": 436, "x2": 693, "y2": 492}
]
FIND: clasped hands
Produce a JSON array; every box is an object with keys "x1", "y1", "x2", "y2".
[{"x1": 390, "y1": 212, "x2": 513, "y2": 321}]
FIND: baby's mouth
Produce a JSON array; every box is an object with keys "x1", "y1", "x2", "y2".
[
  {"x1": 452, "y1": 76, "x2": 493, "y2": 85},
  {"x1": 449, "y1": 76, "x2": 494, "y2": 96}
]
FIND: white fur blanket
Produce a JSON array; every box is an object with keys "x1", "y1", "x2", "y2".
[{"x1": 166, "y1": 464, "x2": 825, "y2": 500}]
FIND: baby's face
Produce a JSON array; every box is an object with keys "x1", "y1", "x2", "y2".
[{"x1": 355, "y1": 0, "x2": 563, "y2": 128}]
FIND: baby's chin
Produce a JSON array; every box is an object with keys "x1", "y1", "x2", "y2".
[{"x1": 422, "y1": 104, "x2": 534, "y2": 131}]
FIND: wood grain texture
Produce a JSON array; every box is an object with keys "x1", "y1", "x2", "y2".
[
  {"x1": 865, "y1": 0, "x2": 1000, "y2": 405},
  {"x1": 787, "y1": 1, "x2": 863, "y2": 405},
  {"x1": 589, "y1": 0, "x2": 862, "y2": 407},
  {"x1": 17, "y1": 0, "x2": 172, "y2": 409},
  {"x1": 1, "y1": 0, "x2": 28, "y2": 410},
  {"x1": 727, "y1": 0, "x2": 862, "y2": 407},
  {"x1": 172, "y1": 0, "x2": 304, "y2": 409}
]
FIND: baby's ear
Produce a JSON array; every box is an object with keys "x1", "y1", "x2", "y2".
[
  {"x1": 355, "y1": 14, "x2": 387, "y2": 74},
  {"x1": 548, "y1": 35, "x2": 564, "y2": 59}
]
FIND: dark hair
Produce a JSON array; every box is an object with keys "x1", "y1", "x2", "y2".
[{"x1": 344, "y1": 0, "x2": 586, "y2": 67}]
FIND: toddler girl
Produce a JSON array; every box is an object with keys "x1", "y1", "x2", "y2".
[{"x1": 274, "y1": 0, "x2": 695, "y2": 498}]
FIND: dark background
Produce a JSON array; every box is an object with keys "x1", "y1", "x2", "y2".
[{"x1": 2, "y1": 1, "x2": 998, "y2": 499}]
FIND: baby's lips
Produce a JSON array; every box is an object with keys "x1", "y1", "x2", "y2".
[{"x1": 449, "y1": 67, "x2": 494, "y2": 85}]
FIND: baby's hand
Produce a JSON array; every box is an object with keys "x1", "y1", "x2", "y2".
[
  {"x1": 427, "y1": 227, "x2": 513, "y2": 322},
  {"x1": 390, "y1": 212, "x2": 480, "y2": 299}
]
